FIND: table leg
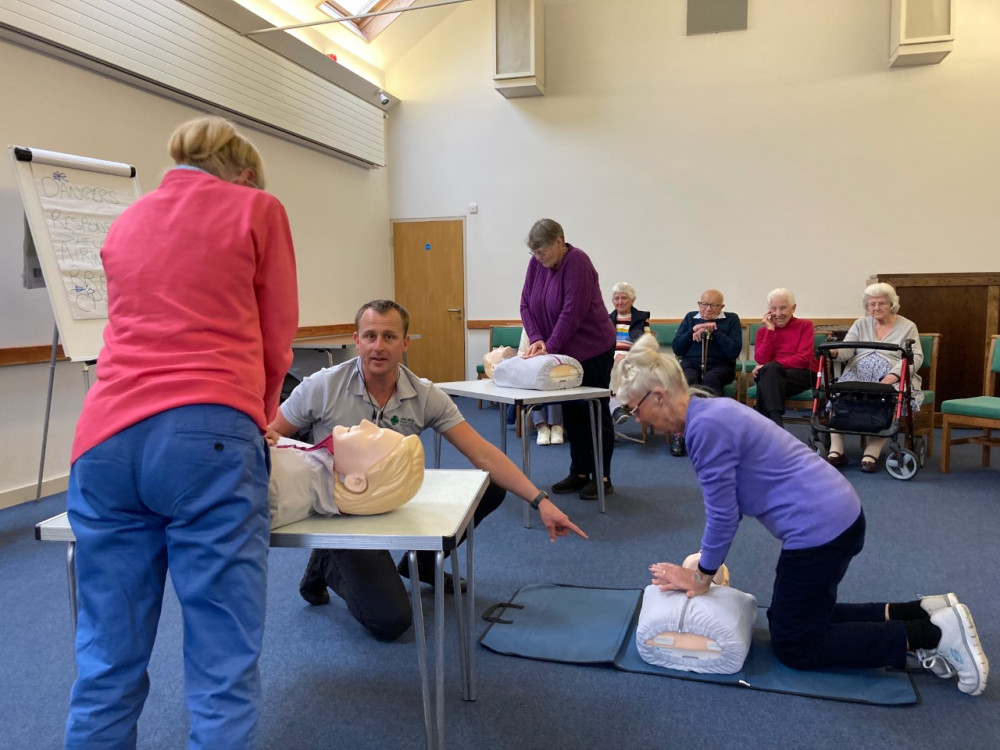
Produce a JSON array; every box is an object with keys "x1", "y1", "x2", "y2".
[
  {"x1": 434, "y1": 551, "x2": 445, "y2": 749},
  {"x1": 67, "y1": 541, "x2": 77, "y2": 632},
  {"x1": 499, "y1": 402, "x2": 507, "y2": 455},
  {"x1": 465, "y1": 522, "x2": 476, "y2": 700},
  {"x1": 521, "y1": 404, "x2": 533, "y2": 528},
  {"x1": 434, "y1": 432, "x2": 442, "y2": 469},
  {"x1": 589, "y1": 400, "x2": 606, "y2": 513},
  {"x1": 408, "y1": 550, "x2": 436, "y2": 750}
]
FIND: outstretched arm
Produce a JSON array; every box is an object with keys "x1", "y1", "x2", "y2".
[{"x1": 442, "y1": 421, "x2": 587, "y2": 542}]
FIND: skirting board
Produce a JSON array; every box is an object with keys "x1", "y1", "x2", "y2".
[{"x1": 0, "y1": 475, "x2": 69, "y2": 511}]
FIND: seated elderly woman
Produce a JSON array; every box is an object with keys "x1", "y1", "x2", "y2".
[
  {"x1": 825, "y1": 282, "x2": 923, "y2": 473},
  {"x1": 608, "y1": 281, "x2": 651, "y2": 424}
]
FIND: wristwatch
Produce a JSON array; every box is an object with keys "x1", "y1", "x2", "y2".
[{"x1": 530, "y1": 490, "x2": 549, "y2": 510}]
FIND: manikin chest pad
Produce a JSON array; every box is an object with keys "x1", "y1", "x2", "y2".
[
  {"x1": 492, "y1": 353, "x2": 584, "y2": 390},
  {"x1": 635, "y1": 552, "x2": 754, "y2": 674}
]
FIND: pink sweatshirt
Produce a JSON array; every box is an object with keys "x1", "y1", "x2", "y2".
[{"x1": 71, "y1": 168, "x2": 298, "y2": 461}]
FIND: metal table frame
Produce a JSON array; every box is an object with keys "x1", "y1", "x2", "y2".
[{"x1": 433, "y1": 380, "x2": 611, "y2": 522}]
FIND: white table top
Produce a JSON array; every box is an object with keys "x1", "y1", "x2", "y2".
[
  {"x1": 435, "y1": 379, "x2": 610, "y2": 405},
  {"x1": 36, "y1": 470, "x2": 489, "y2": 553}
]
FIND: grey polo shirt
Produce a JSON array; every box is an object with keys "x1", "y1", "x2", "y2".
[{"x1": 280, "y1": 357, "x2": 465, "y2": 443}]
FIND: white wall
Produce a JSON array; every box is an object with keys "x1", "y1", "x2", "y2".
[
  {"x1": 0, "y1": 38, "x2": 392, "y2": 501},
  {"x1": 385, "y1": 0, "x2": 1000, "y2": 374}
]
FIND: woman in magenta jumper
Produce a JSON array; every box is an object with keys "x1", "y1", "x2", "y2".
[
  {"x1": 65, "y1": 117, "x2": 298, "y2": 749},
  {"x1": 520, "y1": 219, "x2": 616, "y2": 500}
]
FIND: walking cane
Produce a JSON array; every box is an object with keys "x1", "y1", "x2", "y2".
[{"x1": 700, "y1": 329, "x2": 712, "y2": 378}]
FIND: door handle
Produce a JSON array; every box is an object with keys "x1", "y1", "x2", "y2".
[{"x1": 446, "y1": 308, "x2": 462, "y2": 312}]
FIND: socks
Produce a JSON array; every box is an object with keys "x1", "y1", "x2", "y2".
[
  {"x1": 903, "y1": 618, "x2": 943, "y2": 651},
  {"x1": 888, "y1": 600, "x2": 930, "y2": 622}
]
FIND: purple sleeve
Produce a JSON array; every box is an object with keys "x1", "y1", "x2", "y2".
[{"x1": 519, "y1": 262, "x2": 541, "y2": 344}]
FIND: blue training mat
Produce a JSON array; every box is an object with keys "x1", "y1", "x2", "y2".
[{"x1": 480, "y1": 583, "x2": 917, "y2": 706}]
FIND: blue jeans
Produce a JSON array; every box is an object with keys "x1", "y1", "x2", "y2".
[
  {"x1": 767, "y1": 510, "x2": 908, "y2": 670},
  {"x1": 65, "y1": 405, "x2": 271, "y2": 750}
]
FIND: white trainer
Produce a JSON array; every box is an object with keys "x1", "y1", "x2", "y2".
[
  {"x1": 550, "y1": 425, "x2": 565, "y2": 444},
  {"x1": 920, "y1": 593, "x2": 960, "y2": 616},
  {"x1": 536, "y1": 425, "x2": 551, "y2": 446},
  {"x1": 929, "y1": 604, "x2": 989, "y2": 696}
]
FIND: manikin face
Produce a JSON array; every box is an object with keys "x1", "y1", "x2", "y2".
[
  {"x1": 767, "y1": 296, "x2": 796, "y2": 328},
  {"x1": 355, "y1": 309, "x2": 409, "y2": 379},
  {"x1": 697, "y1": 291, "x2": 724, "y2": 321},
  {"x1": 612, "y1": 292, "x2": 634, "y2": 315},
  {"x1": 333, "y1": 419, "x2": 402, "y2": 477}
]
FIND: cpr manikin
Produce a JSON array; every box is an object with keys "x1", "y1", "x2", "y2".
[
  {"x1": 268, "y1": 419, "x2": 424, "y2": 528},
  {"x1": 635, "y1": 553, "x2": 757, "y2": 674}
]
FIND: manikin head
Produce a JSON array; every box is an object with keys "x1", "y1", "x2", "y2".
[{"x1": 331, "y1": 420, "x2": 424, "y2": 514}]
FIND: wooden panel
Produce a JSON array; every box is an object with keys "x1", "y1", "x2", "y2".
[{"x1": 878, "y1": 273, "x2": 1000, "y2": 402}]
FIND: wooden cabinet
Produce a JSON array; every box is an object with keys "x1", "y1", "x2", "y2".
[{"x1": 875, "y1": 273, "x2": 1000, "y2": 405}]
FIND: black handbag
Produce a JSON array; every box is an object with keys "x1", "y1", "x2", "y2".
[{"x1": 827, "y1": 381, "x2": 898, "y2": 432}]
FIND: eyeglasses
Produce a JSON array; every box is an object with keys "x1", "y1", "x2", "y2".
[
  {"x1": 623, "y1": 390, "x2": 654, "y2": 418},
  {"x1": 866, "y1": 300, "x2": 890, "y2": 309},
  {"x1": 697, "y1": 301, "x2": 722, "y2": 309}
]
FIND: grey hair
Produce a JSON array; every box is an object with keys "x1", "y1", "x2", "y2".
[
  {"x1": 767, "y1": 287, "x2": 796, "y2": 307},
  {"x1": 526, "y1": 219, "x2": 564, "y2": 251},
  {"x1": 612, "y1": 282, "x2": 636, "y2": 301},
  {"x1": 614, "y1": 333, "x2": 691, "y2": 404},
  {"x1": 862, "y1": 282, "x2": 900, "y2": 314}
]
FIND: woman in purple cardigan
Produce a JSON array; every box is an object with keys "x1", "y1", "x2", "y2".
[
  {"x1": 520, "y1": 219, "x2": 617, "y2": 500},
  {"x1": 613, "y1": 333, "x2": 988, "y2": 696}
]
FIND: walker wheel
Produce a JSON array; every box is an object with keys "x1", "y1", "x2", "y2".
[
  {"x1": 885, "y1": 448, "x2": 919, "y2": 480},
  {"x1": 914, "y1": 436, "x2": 927, "y2": 468}
]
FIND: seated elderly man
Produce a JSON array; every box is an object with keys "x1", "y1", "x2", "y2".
[
  {"x1": 668, "y1": 290, "x2": 743, "y2": 456},
  {"x1": 673, "y1": 290, "x2": 742, "y2": 396},
  {"x1": 751, "y1": 288, "x2": 815, "y2": 428}
]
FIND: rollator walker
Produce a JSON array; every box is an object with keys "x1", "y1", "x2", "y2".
[{"x1": 807, "y1": 340, "x2": 924, "y2": 480}]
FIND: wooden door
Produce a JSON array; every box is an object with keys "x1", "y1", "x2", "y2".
[{"x1": 392, "y1": 219, "x2": 466, "y2": 383}]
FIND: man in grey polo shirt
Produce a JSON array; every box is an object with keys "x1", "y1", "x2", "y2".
[{"x1": 269, "y1": 299, "x2": 586, "y2": 641}]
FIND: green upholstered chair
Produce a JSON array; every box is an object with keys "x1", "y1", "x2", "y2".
[
  {"x1": 912, "y1": 333, "x2": 940, "y2": 459},
  {"x1": 940, "y1": 334, "x2": 1000, "y2": 473},
  {"x1": 648, "y1": 322, "x2": 679, "y2": 350}
]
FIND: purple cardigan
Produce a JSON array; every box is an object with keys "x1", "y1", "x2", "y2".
[
  {"x1": 685, "y1": 397, "x2": 861, "y2": 572},
  {"x1": 520, "y1": 244, "x2": 616, "y2": 362}
]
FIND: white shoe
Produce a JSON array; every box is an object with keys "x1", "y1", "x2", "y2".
[
  {"x1": 928, "y1": 604, "x2": 989, "y2": 695},
  {"x1": 920, "y1": 593, "x2": 960, "y2": 616},
  {"x1": 550, "y1": 425, "x2": 564, "y2": 445},
  {"x1": 914, "y1": 593, "x2": 962, "y2": 678},
  {"x1": 536, "y1": 425, "x2": 551, "y2": 445}
]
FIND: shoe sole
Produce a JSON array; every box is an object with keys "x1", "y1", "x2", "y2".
[
  {"x1": 579, "y1": 487, "x2": 614, "y2": 500},
  {"x1": 946, "y1": 604, "x2": 989, "y2": 696}
]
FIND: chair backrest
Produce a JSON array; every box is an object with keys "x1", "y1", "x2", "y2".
[
  {"x1": 918, "y1": 333, "x2": 940, "y2": 395},
  {"x1": 490, "y1": 325, "x2": 523, "y2": 350},
  {"x1": 986, "y1": 334, "x2": 1000, "y2": 396},
  {"x1": 649, "y1": 322, "x2": 679, "y2": 349}
]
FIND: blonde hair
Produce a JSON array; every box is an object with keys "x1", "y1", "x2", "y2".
[
  {"x1": 168, "y1": 116, "x2": 265, "y2": 188},
  {"x1": 333, "y1": 434, "x2": 425, "y2": 515},
  {"x1": 614, "y1": 333, "x2": 690, "y2": 404},
  {"x1": 862, "y1": 282, "x2": 900, "y2": 314}
]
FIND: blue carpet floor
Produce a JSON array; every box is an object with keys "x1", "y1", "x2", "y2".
[{"x1": 1, "y1": 397, "x2": 998, "y2": 749}]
